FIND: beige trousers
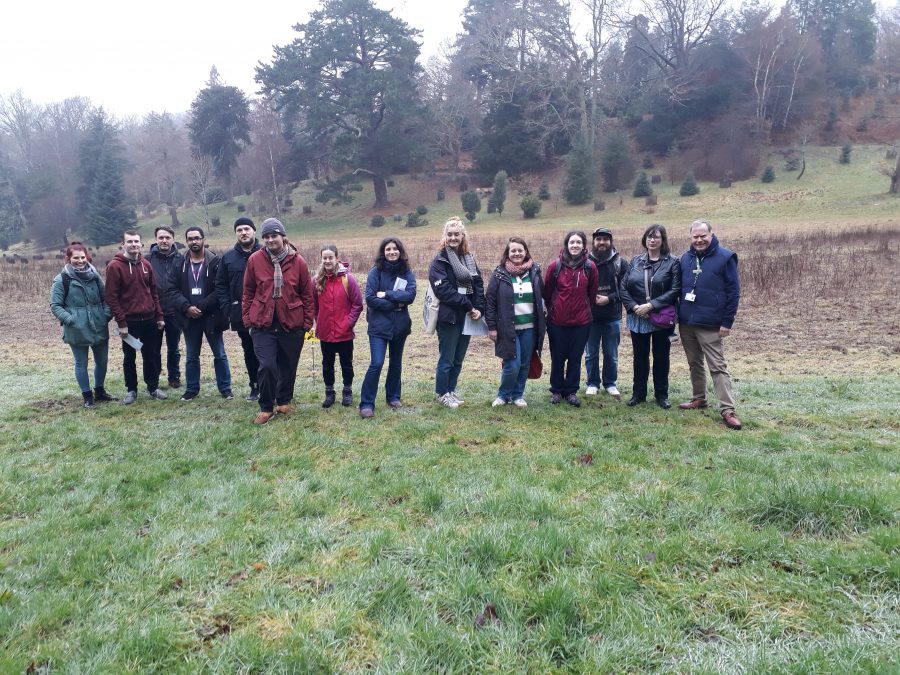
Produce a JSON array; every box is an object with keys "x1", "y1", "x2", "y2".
[{"x1": 679, "y1": 323, "x2": 736, "y2": 412}]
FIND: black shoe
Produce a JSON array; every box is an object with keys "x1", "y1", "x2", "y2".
[
  {"x1": 93, "y1": 387, "x2": 118, "y2": 402},
  {"x1": 221, "y1": 390, "x2": 234, "y2": 400},
  {"x1": 168, "y1": 379, "x2": 182, "y2": 389},
  {"x1": 180, "y1": 391, "x2": 199, "y2": 401},
  {"x1": 656, "y1": 397, "x2": 671, "y2": 409},
  {"x1": 245, "y1": 387, "x2": 259, "y2": 402},
  {"x1": 82, "y1": 391, "x2": 95, "y2": 409},
  {"x1": 322, "y1": 389, "x2": 336, "y2": 408},
  {"x1": 627, "y1": 396, "x2": 646, "y2": 407},
  {"x1": 341, "y1": 387, "x2": 353, "y2": 406}
]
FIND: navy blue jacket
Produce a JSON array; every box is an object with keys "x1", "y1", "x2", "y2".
[
  {"x1": 365, "y1": 265, "x2": 417, "y2": 339},
  {"x1": 678, "y1": 235, "x2": 740, "y2": 329},
  {"x1": 216, "y1": 240, "x2": 261, "y2": 330},
  {"x1": 428, "y1": 250, "x2": 485, "y2": 325}
]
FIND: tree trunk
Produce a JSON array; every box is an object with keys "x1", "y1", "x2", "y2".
[
  {"x1": 169, "y1": 206, "x2": 181, "y2": 229},
  {"x1": 373, "y1": 175, "x2": 389, "y2": 208},
  {"x1": 891, "y1": 153, "x2": 900, "y2": 194}
]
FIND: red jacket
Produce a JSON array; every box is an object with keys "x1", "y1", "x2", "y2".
[
  {"x1": 105, "y1": 252, "x2": 164, "y2": 328},
  {"x1": 542, "y1": 257, "x2": 599, "y2": 327},
  {"x1": 241, "y1": 248, "x2": 314, "y2": 332},
  {"x1": 313, "y1": 264, "x2": 363, "y2": 342}
]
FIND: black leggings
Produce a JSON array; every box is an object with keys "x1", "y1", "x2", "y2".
[
  {"x1": 630, "y1": 329, "x2": 673, "y2": 400},
  {"x1": 321, "y1": 340, "x2": 354, "y2": 388}
]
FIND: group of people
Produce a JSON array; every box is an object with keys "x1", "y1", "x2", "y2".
[{"x1": 49, "y1": 215, "x2": 742, "y2": 429}]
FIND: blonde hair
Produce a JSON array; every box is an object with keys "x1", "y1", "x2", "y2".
[{"x1": 438, "y1": 216, "x2": 469, "y2": 254}]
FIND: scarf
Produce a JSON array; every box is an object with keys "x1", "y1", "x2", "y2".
[
  {"x1": 268, "y1": 247, "x2": 290, "y2": 299},
  {"x1": 64, "y1": 263, "x2": 98, "y2": 283},
  {"x1": 561, "y1": 250, "x2": 587, "y2": 269},
  {"x1": 446, "y1": 247, "x2": 478, "y2": 295},
  {"x1": 504, "y1": 258, "x2": 534, "y2": 277},
  {"x1": 383, "y1": 259, "x2": 404, "y2": 275}
]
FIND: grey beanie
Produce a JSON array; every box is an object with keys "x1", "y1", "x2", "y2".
[{"x1": 260, "y1": 218, "x2": 286, "y2": 238}]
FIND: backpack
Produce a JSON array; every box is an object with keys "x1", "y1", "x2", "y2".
[{"x1": 552, "y1": 256, "x2": 596, "y2": 282}]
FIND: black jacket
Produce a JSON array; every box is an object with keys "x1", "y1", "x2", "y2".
[
  {"x1": 146, "y1": 243, "x2": 185, "y2": 315},
  {"x1": 485, "y1": 264, "x2": 546, "y2": 361},
  {"x1": 428, "y1": 250, "x2": 485, "y2": 325},
  {"x1": 215, "y1": 240, "x2": 261, "y2": 330},
  {"x1": 588, "y1": 249, "x2": 628, "y2": 322},
  {"x1": 619, "y1": 253, "x2": 681, "y2": 312},
  {"x1": 166, "y1": 249, "x2": 227, "y2": 332}
]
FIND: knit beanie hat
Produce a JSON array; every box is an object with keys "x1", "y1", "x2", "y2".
[
  {"x1": 260, "y1": 218, "x2": 286, "y2": 238},
  {"x1": 234, "y1": 217, "x2": 256, "y2": 231}
]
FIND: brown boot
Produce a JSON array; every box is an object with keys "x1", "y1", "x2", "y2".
[
  {"x1": 722, "y1": 410, "x2": 742, "y2": 430},
  {"x1": 678, "y1": 398, "x2": 709, "y2": 410},
  {"x1": 254, "y1": 411, "x2": 274, "y2": 425},
  {"x1": 275, "y1": 404, "x2": 294, "y2": 415}
]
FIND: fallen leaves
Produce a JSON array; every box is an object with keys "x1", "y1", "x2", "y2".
[{"x1": 474, "y1": 602, "x2": 500, "y2": 628}]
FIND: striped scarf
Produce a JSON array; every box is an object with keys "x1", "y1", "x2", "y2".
[{"x1": 268, "y1": 248, "x2": 290, "y2": 298}]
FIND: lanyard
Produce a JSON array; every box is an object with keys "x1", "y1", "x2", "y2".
[
  {"x1": 191, "y1": 260, "x2": 204, "y2": 287},
  {"x1": 689, "y1": 253, "x2": 703, "y2": 292}
]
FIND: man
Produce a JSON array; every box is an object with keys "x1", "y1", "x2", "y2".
[
  {"x1": 146, "y1": 225, "x2": 185, "y2": 388},
  {"x1": 216, "y1": 217, "x2": 261, "y2": 401},
  {"x1": 105, "y1": 230, "x2": 167, "y2": 404},
  {"x1": 241, "y1": 218, "x2": 314, "y2": 424},
  {"x1": 167, "y1": 226, "x2": 233, "y2": 401},
  {"x1": 584, "y1": 227, "x2": 628, "y2": 400},
  {"x1": 677, "y1": 219, "x2": 742, "y2": 430}
]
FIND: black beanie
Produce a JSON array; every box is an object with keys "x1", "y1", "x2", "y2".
[{"x1": 234, "y1": 217, "x2": 256, "y2": 231}]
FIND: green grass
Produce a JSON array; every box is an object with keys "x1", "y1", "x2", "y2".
[{"x1": 1, "y1": 355, "x2": 897, "y2": 672}]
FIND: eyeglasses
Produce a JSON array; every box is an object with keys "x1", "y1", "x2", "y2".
[{"x1": 646, "y1": 235, "x2": 662, "y2": 240}]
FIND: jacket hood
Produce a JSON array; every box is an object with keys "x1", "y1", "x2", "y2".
[
  {"x1": 589, "y1": 247, "x2": 618, "y2": 264},
  {"x1": 232, "y1": 239, "x2": 261, "y2": 256},
  {"x1": 111, "y1": 251, "x2": 149, "y2": 271}
]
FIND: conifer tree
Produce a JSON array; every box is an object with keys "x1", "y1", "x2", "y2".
[
  {"x1": 679, "y1": 171, "x2": 700, "y2": 196},
  {"x1": 563, "y1": 143, "x2": 594, "y2": 205},
  {"x1": 761, "y1": 165, "x2": 776, "y2": 183},
  {"x1": 492, "y1": 170, "x2": 507, "y2": 215},
  {"x1": 633, "y1": 171, "x2": 653, "y2": 197}
]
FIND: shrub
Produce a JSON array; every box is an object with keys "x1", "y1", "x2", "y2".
[
  {"x1": 761, "y1": 166, "x2": 775, "y2": 183},
  {"x1": 437, "y1": 189, "x2": 445, "y2": 201},
  {"x1": 302, "y1": 205, "x2": 312, "y2": 214},
  {"x1": 416, "y1": 205, "x2": 428, "y2": 215},
  {"x1": 538, "y1": 183, "x2": 551, "y2": 201},
  {"x1": 679, "y1": 172, "x2": 700, "y2": 196},
  {"x1": 370, "y1": 215, "x2": 386, "y2": 228},
  {"x1": 459, "y1": 181, "x2": 468, "y2": 192},
  {"x1": 386, "y1": 179, "x2": 395, "y2": 187},
  {"x1": 520, "y1": 195, "x2": 541, "y2": 218},
  {"x1": 839, "y1": 144, "x2": 852, "y2": 164},
  {"x1": 642, "y1": 152, "x2": 655, "y2": 169},
  {"x1": 211, "y1": 216, "x2": 221, "y2": 227},
  {"x1": 593, "y1": 200, "x2": 605, "y2": 211},
  {"x1": 284, "y1": 198, "x2": 294, "y2": 207},
  {"x1": 461, "y1": 190, "x2": 481, "y2": 222},
  {"x1": 632, "y1": 172, "x2": 653, "y2": 197},
  {"x1": 204, "y1": 187, "x2": 226, "y2": 204},
  {"x1": 406, "y1": 212, "x2": 427, "y2": 227},
  {"x1": 236, "y1": 203, "x2": 246, "y2": 212},
  {"x1": 785, "y1": 156, "x2": 801, "y2": 171},
  {"x1": 492, "y1": 170, "x2": 508, "y2": 215}
]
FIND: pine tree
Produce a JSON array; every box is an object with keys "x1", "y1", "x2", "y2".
[
  {"x1": 492, "y1": 170, "x2": 507, "y2": 215},
  {"x1": 601, "y1": 131, "x2": 634, "y2": 192},
  {"x1": 633, "y1": 171, "x2": 653, "y2": 197},
  {"x1": 642, "y1": 152, "x2": 655, "y2": 169},
  {"x1": 563, "y1": 143, "x2": 594, "y2": 205},
  {"x1": 461, "y1": 190, "x2": 481, "y2": 222},
  {"x1": 839, "y1": 144, "x2": 852, "y2": 164},
  {"x1": 679, "y1": 172, "x2": 700, "y2": 196},
  {"x1": 761, "y1": 165, "x2": 776, "y2": 183}
]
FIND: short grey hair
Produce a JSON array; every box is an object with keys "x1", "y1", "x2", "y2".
[{"x1": 690, "y1": 219, "x2": 712, "y2": 233}]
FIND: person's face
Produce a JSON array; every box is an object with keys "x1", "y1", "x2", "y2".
[
  {"x1": 567, "y1": 235, "x2": 584, "y2": 257},
  {"x1": 155, "y1": 230, "x2": 173, "y2": 252},
  {"x1": 123, "y1": 235, "x2": 142, "y2": 256},
  {"x1": 384, "y1": 242, "x2": 400, "y2": 261},
  {"x1": 445, "y1": 227, "x2": 463, "y2": 249},
  {"x1": 186, "y1": 230, "x2": 205, "y2": 254},
  {"x1": 691, "y1": 225, "x2": 712, "y2": 252},
  {"x1": 508, "y1": 242, "x2": 527, "y2": 264},
  {"x1": 235, "y1": 225, "x2": 255, "y2": 246},
  {"x1": 263, "y1": 232, "x2": 285, "y2": 253},
  {"x1": 69, "y1": 250, "x2": 88, "y2": 269},
  {"x1": 593, "y1": 235, "x2": 612, "y2": 255},
  {"x1": 321, "y1": 249, "x2": 336, "y2": 271},
  {"x1": 645, "y1": 230, "x2": 662, "y2": 252}
]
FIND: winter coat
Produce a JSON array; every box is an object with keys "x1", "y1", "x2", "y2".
[
  {"x1": 216, "y1": 240, "x2": 261, "y2": 330},
  {"x1": 364, "y1": 264, "x2": 417, "y2": 340},
  {"x1": 619, "y1": 253, "x2": 682, "y2": 313},
  {"x1": 50, "y1": 267, "x2": 111, "y2": 346},
  {"x1": 485, "y1": 264, "x2": 546, "y2": 361},
  {"x1": 678, "y1": 235, "x2": 740, "y2": 329},
  {"x1": 542, "y1": 256, "x2": 599, "y2": 327},
  {"x1": 241, "y1": 248, "x2": 314, "y2": 332},
  {"x1": 588, "y1": 249, "x2": 628, "y2": 322},
  {"x1": 313, "y1": 263, "x2": 364, "y2": 342},
  {"x1": 105, "y1": 252, "x2": 163, "y2": 328},
  {"x1": 146, "y1": 243, "x2": 185, "y2": 315},
  {"x1": 428, "y1": 250, "x2": 485, "y2": 325},
  {"x1": 166, "y1": 249, "x2": 228, "y2": 333}
]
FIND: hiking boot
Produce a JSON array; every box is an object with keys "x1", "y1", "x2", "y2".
[
  {"x1": 679, "y1": 398, "x2": 708, "y2": 410},
  {"x1": 722, "y1": 410, "x2": 742, "y2": 430},
  {"x1": 550, "y1": 392, "x2": 562, "y2": 404},
  {"x1": 122, "y1": 391, "x2": 137, "y2": 405},
  {"x1": 359, "y1": 407, "x2": 375, "y2": 419},
  {"x1": 565, "y1": 393, "x2": 582, "y2": 408},
  {"x1": 627, "y1": 396, "x2": 646, "y2": 407},
  {"x1": 245, "y1": 386, "x2": 259, "y2": 402},
  {"x1": 275, "y1": 404, "x2": 294, "y2": 415},
  {"x1": 94, "y1": 387, "x2": 118, "y2": 402},
  {"x1": 322, "y1": 389, "x2": 336, "y2": 409},
  {"x1": 438, "y1": 393, "x2": 459, "y2": 409},
  {"x1": 656, "y1": 397, "x2": 672, "y2": 409},
  {"x1": 148, "y1": 389, "x2": 168, "y2": 400},
  {"x1": 180, "y1": 391, "x2": 199, "y2": 401},
  {"x1": 221, "y1": 390, "x2": 234, "y2": 400},
  {"x1": 168, "y1": 379, "x2": 181, "y2": 389},
  {"x1": 82, "y1": 391, "x2": 95, "y2": 409},
  {"x1": 341, "y1": 387, "x2": 353, "y2": 407},
  {"x1": 388, "y1": 400, "x2": 402, "y2": 410},
  {"x1": 254, "y1": 411, "x2": 274, "y2": 425}
]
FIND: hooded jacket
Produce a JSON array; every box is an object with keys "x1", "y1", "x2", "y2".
[
  {"x1": 313, "y1": 262, "x2": 364, "y2": 342},
  {"x1": 678, "y1": 234, "x2": 740, "y2": 329},
  {"x1": 216, "y1": 239, "x2": 261, "y2": 330},
  {"x1": 166, "y1": 248, "x2": 227, "y2": 332},
  {"x1": 50, "y1": 265, "x2": 111, "y2": 346},
  {"x1": 588, "y1": 248, "x2": 628, "y2": 322},
  {"x1": 146, "y1": 243, "x2": 185, "y2": 315},
  {"x1": 241, "y1": 247, "x2": 314, "y2": 332},
  {"x1": 105, "y1": 252, "x2": 164, "y2": 328},
  {"x1": 542, "y1": 253, "x2": 599, "y2": 327},
  {"x1": 485, "y1": 263, "x2": 546, "y2": 361}
]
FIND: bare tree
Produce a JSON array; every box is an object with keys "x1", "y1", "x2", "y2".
[{"x1": 190, "y1": 153, "x2": 214, "y2": 226}]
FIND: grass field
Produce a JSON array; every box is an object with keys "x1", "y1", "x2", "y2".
[{"x1": 1, "y1": 146, "x2": 898, "y2": 672}]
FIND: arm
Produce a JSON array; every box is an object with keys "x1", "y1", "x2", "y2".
[
  {"x1": 104, "y1": 264, "x2": 127, "y2": 328},
  {"x1": 146, "y1": 265, "x2": 164, "y2": 323},
  {"x1": 365, "y1": 269, "x2": 396, "y2": 311},
  {"x1": 542, "y1": 260, "x2": 557, "y2": 308},
  {"x1": 608, "y1": 257, "x2": 629, "y2": 304},
  {"x1": 721, "y1": 254, "x2": 740, "y2": 330},
  {"x1": 650, "y1": 258, "x2": 681, "y2": 309},
  {"x1": 485, "y1": 272, "x2": 499, "y2": 331},
  {"x1": 471, "y1": 260, "x2": 486, "y2": 314},
  {"x1": 241, "y1": 259, "x2": 257, "y2": 327},
  {"x1": 50, "y1": 277, "x2": 74, "y2": 326},
  {"x1": 383, "y1": 269, "x2": 416, "y2": 306},
  {"x1": 618, "y1": 261, "x2": 638, "y2": 312},
  {"x1": 215, "y1": 256, "x2": 232, "y2": 313},
  {"x1": 198, "y1": 259, "x2": 221, "y2": 314},
  {"x1": 587, "y1": 263, "x2": 600, "y2": 306},
  {"x1": 164, "y1": 263, "x2": 191, "y2": 317},
  {"x1": 346, "y1": 274, "x2": 364, "y2": 327}
]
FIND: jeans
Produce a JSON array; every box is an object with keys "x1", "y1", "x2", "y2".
[
  {"x1": 360, "y1": 334, "x2": 407, "y2": 409},
  {"x1": 122, "y1": 319, "x2": 163, "y2": 392},
  {"x1": 584, "y1": 319, "x2": 620, "y2": 389},
  {"x1": 435, "y1": 321, "x2": 471, "y2": 395},
  {"x1": 251, "y1": 327, "x2": 304, "y2": 412},
  {"x1": 547, "y1": 323, "x2": 590, "y2": 395},
  {"x1": 237, "y1": 328, "x2": 260, "y2": 389},
  {"x1": 70, "y1": 341, "x2": 108, "y2": 393},
  {"x1": 497, "y1": 328, "x2": 535, "y2": 401},
  {"x1": 162, "y1": 314, "x2": 182, "y2": 383},
  {"x1": 184, "y1": 321, "x2": 232, "y2": 394},
  {"x1": 630, "y1": 328, "x2": 673, "y2": 400},
  {"x1": 321, "y1": 340, "x2": 354, "y2": 389}
]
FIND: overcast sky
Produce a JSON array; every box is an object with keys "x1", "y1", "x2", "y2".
[{"x1": 1, "y1": 0, "x2": 467, "y2": 118}]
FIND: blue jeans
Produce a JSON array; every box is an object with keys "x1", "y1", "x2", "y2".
[
  {"x1": 435, "y1": 321, "x2": 471, "y2": 395},
  {"x1": 70, "y1": 341, "x2": 108, "y2": 393},
  {"x1": 360, "y1": 334, "x2": 406, "y2": 409},
  {"x1": 584, "y1": 319, "x2": 620, "y2": 388},
  {"x1": 184, "y1": 321, "x2": 232, "y2": 394},
  {"x1": 498, "y1": 328, "x2": 535, "y2": 401}
]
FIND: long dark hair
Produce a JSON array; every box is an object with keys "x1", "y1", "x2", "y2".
[
  {"x1": 499, "y1": 236, "x2": 531, "y2": 266},
  {"x1": 561, "y1": 230, "x2": 588, "y2": 265},
  {"x1": 641, "y1": 224, "x2": 669, "y2": 256},
  {"x1": 375, "y1": 237, "x2": 409, "y2": 272}
]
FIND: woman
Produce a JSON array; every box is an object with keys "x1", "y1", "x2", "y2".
[
  {"x1": 542, "y1": 231, "x2": 599, "y2": 407},
  {"x1": 50, "y1": 242, "x2": 117, "y2": 408},
  {"x1": 359, "y1": 238, "x2": 417, "y2": 418},
  {"x1": 313, "y1": 244, "x2": 363, "y2": 408},
  {"x1": 486, "y1": 237, "x2": 546, "y2": 408},
  {"x1": 429, "y1": 217, "x2": 485, "y2": 409},
  {"x1": 619, "y1": 224, "x2": 682, "y2": 408}
]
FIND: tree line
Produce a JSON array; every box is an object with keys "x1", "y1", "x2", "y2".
[{"x1": 2, "y1": 0, "x2": 900, "y2": 248}]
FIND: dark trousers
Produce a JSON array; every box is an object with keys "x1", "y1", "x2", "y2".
[
  {"x1": 251, "y1": 327, "x2": 304, "y2": 412},
  {"x1": 237, "y1": 328, "x2": 260, "y2": 388},
  {"x1": 321, "y1": 340, "x2": 354, "y2": 389},
  {"x1": 122, "y1": 318, "x2": 163, "y2": 393},
  {"x1": 630, "y1": 329, "x2": 673, "y2": 400},
  {"x1": 162, "y1": 314, "x2": 182, "y2": 383},
  {"x1": 547, "y1": 322, "x2": 590, "y2": 395}
]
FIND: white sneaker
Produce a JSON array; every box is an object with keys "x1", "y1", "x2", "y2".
[
  {"x1": 449, "y1": 391, "x2": 464, "y2": 404},
  {"x1": 438, "y1": 393, "x2": 459, "y2": 409},
  {"x1": 149, "y1": 388, "x2": 168, "y2": 400},
  {"x1": 605, "y1": 385, "x2": 621, "y2": 401},
  {"x1": 585, "y1": 385, "x2": 599, "y2": 395},
  {"x1": 513, "y1": 398, "x2": 528, "y2": 408},
  {"x1": 491, "y1": 397, "x2": 507, "y2": 407}
]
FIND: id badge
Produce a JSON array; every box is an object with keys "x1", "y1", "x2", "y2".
[
  {"x1": 684, "y1": 292, "x2": 696, "y2": 302},
  {"x1": 191, "y1": 287, "x2": 202, "y2": 296},
  {"x1": 457, "y1": 286, "x2": 467, "y2": 295}
]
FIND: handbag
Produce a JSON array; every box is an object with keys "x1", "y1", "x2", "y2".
[
  {"x1": 644, "y1": 266, "x2": 676, "y2": 329},
  {"x1": 422, "y1": 282, "x2": 440, "y2": 335},
  {"x1": 528, "y1": 352, "x2": 543, "y2": 379}
]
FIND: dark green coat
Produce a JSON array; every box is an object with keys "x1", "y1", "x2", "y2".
[{"x1": 50, "y1": 269, "x2": 112, "y2": 346}]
